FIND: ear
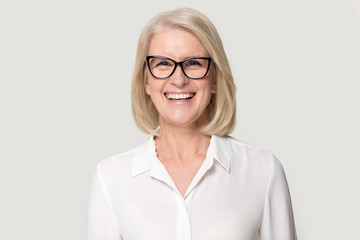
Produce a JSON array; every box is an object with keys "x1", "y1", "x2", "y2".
[
  {"x1": 209, "y1": 65, "x2": 216, "y2": 93},
  {"x1": 211, "y1": 79, "x2": 216, "y2": 93},
  {"x1": 145, "y1": 78, "x2": 151, "y2": 95}
]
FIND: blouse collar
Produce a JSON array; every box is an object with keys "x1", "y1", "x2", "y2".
[{"x1": 131, "y1": 135, "x2": 231, "y2": 177}]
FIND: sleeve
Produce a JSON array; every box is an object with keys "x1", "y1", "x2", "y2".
[
  {"x1": 87, "y1": 164, "x2": 123, "y2": 240},
  {"x1": 258, "y1": 155, "x2": 297, "y2": 240}
]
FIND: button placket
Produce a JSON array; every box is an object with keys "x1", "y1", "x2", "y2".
[{"x1": 175, "y1": 191, "x2": 192, "y2": 240}]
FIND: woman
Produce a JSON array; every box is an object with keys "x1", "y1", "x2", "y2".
[{"x1": 88, "y1": 8, "x2": 297, "y2": 240}]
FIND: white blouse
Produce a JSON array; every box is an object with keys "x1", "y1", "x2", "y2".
[{"x1": 87, "y1": 136, "x2": 297, "y2": 240}]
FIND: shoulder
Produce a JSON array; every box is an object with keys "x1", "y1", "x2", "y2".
[
  {"x1": 226, "y1": 136, "x2": 275, "y2": 159},
  {"x1": 223, "y1": 136, "x2": 279, "y2": 170},
  {"x1": 96, "y1": 140, "x2": 149, "y2": 180}
]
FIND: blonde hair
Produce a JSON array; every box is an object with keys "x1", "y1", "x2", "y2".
[{"x1": 131, "y1": 8, "x2": 236, "y2": 136}]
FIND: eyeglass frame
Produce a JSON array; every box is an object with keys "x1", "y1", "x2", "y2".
[{"x1": 146, "y1": 55, "x2": 212, "y2": 80}]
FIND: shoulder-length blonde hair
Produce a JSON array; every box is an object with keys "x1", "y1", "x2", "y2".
[{"x1": 131, "y1": 8, "x2": 236, "y2": 136}]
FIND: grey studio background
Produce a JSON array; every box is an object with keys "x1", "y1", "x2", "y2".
[{"x1": 1, "y1": 0, "x2": 359, "y2": 239}]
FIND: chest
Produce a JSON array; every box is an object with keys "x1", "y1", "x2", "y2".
[
  {"x1": 114, "y1": 173, "x2": 264, "y2": 240},
  {"x1": 162, "y1": 159, "x2": 203, "y2": 196}
]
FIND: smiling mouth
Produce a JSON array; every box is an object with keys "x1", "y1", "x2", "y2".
[{"x1": 165, "y1": 93, "x2": 196, "y2": 100}]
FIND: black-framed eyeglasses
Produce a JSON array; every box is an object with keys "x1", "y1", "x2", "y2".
[{"x1": 146, "y1": 56, "x2": 212, "y2": 79}]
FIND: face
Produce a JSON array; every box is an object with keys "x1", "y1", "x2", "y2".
[{"x1": 145, "y1": 28, "x2": 216, "y2": 129}]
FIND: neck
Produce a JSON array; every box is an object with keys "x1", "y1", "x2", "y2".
[{"x1": 155, "y1": 120, "x2": 211, "y2": 163}]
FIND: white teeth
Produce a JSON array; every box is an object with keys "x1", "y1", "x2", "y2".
[{"x1": 165, "y1": 93, "x2": 195, "y2": 100}]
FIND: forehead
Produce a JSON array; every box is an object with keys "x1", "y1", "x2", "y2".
[{"x1": 148, "y1": 28, "x2": 208, "y2": 59}]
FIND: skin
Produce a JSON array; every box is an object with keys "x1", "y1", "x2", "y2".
[{"x1": 145, "y1": 28, "x2": 216, "y2": 196}]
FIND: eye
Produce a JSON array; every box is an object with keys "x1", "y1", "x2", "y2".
[
  {"x1": 184, "y1": 59, "x2": 204, "y2": 68},
  {"x1": 150, "y1": 58, "x2": 174, "y2": 69},
  {"x1": 156, "y1": 61, "x2": 171, "y2": 67}
]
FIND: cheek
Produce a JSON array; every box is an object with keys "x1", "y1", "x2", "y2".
[
  {"x1": 145, "y1": 77, "x2": 164, "y2": 97},
  {"x1": 200, "y1": 84, "x2": 215, "y2": 106}
]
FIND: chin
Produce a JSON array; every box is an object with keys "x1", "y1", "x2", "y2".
[{"x1": 162, "y1": 113, "x2": 208, "y2": 129}]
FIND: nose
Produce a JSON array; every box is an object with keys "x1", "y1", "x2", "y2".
[{"x1": 169, "y1": 65, "x2": 189, "y2": 87}]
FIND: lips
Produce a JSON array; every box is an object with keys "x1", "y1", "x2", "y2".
[{"x1": 164, "y1": 92, "x2": 196, "y2": 100}]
